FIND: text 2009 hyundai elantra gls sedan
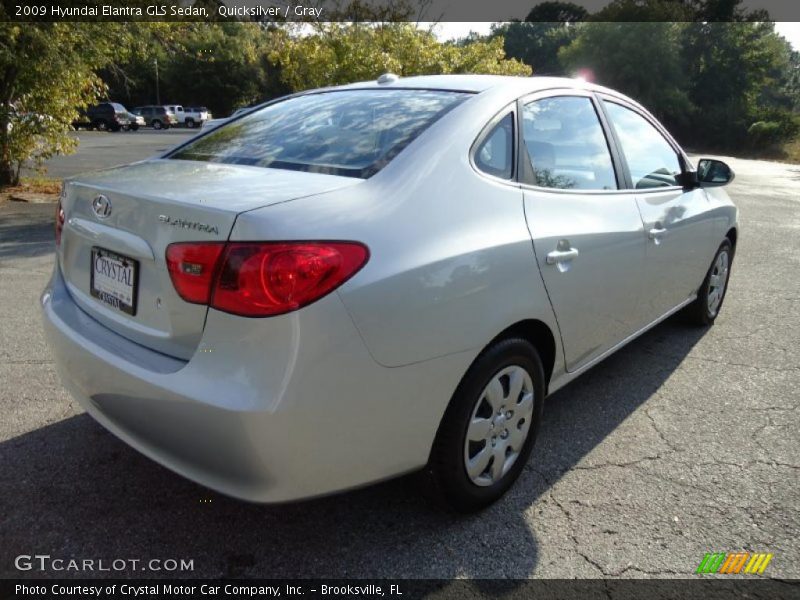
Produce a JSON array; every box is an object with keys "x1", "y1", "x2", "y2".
[{"x1": 42, "y1": 75, "x2": 737, "y2": 510}]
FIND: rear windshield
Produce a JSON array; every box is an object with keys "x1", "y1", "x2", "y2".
[
  {"x1": 169, "y1": 89, "x2": 469, "y2": 178},
  {"x1": 110, "y1": 103, "x2": 126, "y2": 113}
]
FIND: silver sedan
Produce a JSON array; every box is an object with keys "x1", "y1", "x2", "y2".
[{"x1": 42, "y1": 75, "x2": 737, "y2": 510}]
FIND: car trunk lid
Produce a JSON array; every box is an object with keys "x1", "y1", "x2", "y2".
[{"x1": 58, "y1": 159, "x2": 359, "y2": 360}]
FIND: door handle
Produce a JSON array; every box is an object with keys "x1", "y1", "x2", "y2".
[
  {"x1": 546, "y1": 248, "x2": 579, "y2": 265},
  {"x1": 649, "y1": 227, "x2": 667, "y2": 240}
]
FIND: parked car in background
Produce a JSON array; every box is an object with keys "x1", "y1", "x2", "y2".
[
  {"x1": 165, "y1": 105, "x2": 186, "y2": 126},
  {"x1": 200, "y1": 107, "x2": 249, "y2": 131},
  {"x1": 72, "y1": 102, "x2": 132, "y2": 132},
  {"x1": 163, "y1": 105, "x2": 209, "y2": 128},
  {"x1": 132, "y1": 106, "x2": 178, "y2": 130},
  {"x1": 44, "y1": 75, "x2": 738, "y2": 511},
  {"x1": 183, "y1": 107, "x2": 210, "y2": 128},
  {"x1": 123, "y1": 112, "x2": 145, "y2": 131}
]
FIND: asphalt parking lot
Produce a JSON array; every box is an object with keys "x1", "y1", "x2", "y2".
[
  {"x1": 35, "y1": 129, "x2": 195, "y2": 179},
  {"x1": 1, "y1": 132, "x2": 798, "y2": 581}
]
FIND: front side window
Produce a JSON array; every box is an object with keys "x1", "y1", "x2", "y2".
[
  {"x1": 171, "y1": 89, "x2": 469, "y2": 179},
  {"x1": 522, "y1": 96, "x2": 617, "y2": 191},
  {"x1": 603, "y1": 101, "x2": 682, "y2": 189},
  {"x1": 474, "y1": 113, "x2": 514, "y2": 179}
]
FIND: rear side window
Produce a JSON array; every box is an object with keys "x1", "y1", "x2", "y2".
[
  {"x1": 522, "y1": 96, "x2": 617, "y2": 191},
  {"x1": 474, "y1": 113, "x2": 514, "y2": 179},
  {"x1": 603, "y1": 101, "x2": 682, "y2": 189},
  {"x1": 170, "y1": 89, "x2": 469, "y2": 179}
]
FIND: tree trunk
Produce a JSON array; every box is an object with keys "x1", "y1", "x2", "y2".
[{"x1": 0, "y1": 159, "x2": 17, "y2": 187}]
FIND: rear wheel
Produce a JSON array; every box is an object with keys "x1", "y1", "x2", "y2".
[
  {"x1": 685, "y1": 240, "x2": 732, "y2": 326},
  {"x1": 185, "y1": 118, "x2": 195, "y2": 128},
  {"x1": 424, "y1": 338, "x2": 545, "y2": 512},
  {"x1": 152, "y1": 119, "x2": 162, "y2": 130}
]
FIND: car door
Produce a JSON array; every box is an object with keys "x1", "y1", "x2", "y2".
[
  {"x1": 520, "y1": 91, "x2": 647, "y2": 372},
  {"x1": 599, "y1": 97, "x2": 718, "y2": 319}
]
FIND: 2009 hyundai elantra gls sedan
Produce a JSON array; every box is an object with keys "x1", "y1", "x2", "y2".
[{"x1": 42, "y1": 75, "x2": 737, "y2": 510}]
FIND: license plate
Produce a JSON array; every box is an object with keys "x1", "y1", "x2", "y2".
[{"x1": 90, "y1": 247, "x2": 138, "y2": 316}]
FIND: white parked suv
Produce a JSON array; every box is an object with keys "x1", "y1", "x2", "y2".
[{"x1": 165, "y1": 105, "x2": 209, "y2": 128}]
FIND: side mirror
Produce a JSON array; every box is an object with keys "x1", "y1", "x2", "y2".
[{"x1": 696, "y1": 158, "x2": 735, "y2": 187}]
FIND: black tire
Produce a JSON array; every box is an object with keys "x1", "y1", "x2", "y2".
[
  {"x1": 423, "y1": 338, "x2": 546, "y2": 512},
  {"x1": 94, "y1": 119, "x2": 107, "y2": 131},
  {"x1": 130, "y1": 124, "x2": 139, "y2": 131},
  {"x1": 685, "y1": 239, "x2": 733, "y2": 326},
  {"x1": 185, "y1": 118, "x2": 195, "y2": 128},
  {"x1": 152, "y1": 120, "x2": 162, "y2": 130}
]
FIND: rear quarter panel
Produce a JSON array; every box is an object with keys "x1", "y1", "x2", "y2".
[{"x1": 232, "y1": 90, "x2": 562, "y2": 370}]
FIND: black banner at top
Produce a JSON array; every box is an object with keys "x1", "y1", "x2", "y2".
[{"x1": 3, "y1": 0, "x2": 800, "y2": 22}]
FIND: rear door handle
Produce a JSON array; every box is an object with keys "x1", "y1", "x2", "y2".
[
  {"x1": 546, "y1": 248, "x2": 579, "y2": 264},
  {"x1": 649, "y1": 227, "x2": 667, "y2": 240}
]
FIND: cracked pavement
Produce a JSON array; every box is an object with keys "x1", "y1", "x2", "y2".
[{"x1": 0, "y1": 138, "x2": 798, "y2": 579}]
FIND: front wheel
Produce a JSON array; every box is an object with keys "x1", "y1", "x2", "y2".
[
  {"x1": 685, "y1": 240, "x2": 733, "y2": 326},
  {"x1": 152, "y1": 120, "x2": 162, "y2": 130},
  {"x1": 185, "y1": 118, "x2": 195, "y2": 128},
  {"x1": 424, "y1": 338, "x2": 545, "y2": 512}
]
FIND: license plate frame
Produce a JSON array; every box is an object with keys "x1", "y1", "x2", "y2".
[{"x1": 90, "y1": 246, "x2": 139, "y2": 316}]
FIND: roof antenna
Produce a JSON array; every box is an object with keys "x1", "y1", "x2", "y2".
[{"x1": 377, "y1": 73, "x2": 399, "y2": 85}]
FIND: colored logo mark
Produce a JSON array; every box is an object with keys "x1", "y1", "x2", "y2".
[{"x1": 696, "y1": 552, "x2": 773, "y2": 575}]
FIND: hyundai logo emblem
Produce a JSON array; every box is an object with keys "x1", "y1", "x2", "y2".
[{"x1": 92, "y1": 194, "x2": 112, "y2": 219}]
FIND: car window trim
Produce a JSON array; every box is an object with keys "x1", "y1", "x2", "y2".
[
  {"x1": 595, "y1": 93, "x2": 688, "y2": 193},
  {"x1": 516, "y1": 89, "x2": 623, "y2": 194},
  {"x1": 469, "y1": 104, "x2": 517, "y2": 183}
]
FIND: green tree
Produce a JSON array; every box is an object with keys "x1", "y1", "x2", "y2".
[
  {"x1": 559, "y1": 21, "x2": 693, "y2": 130},
  {"x1": 158, "y1": 23, "x2": 285, "y2": 116},
  {"x1": 272, "y1": 23, "x2": 530, "y2": 92},
  {"x1": 0, "y1": 23, "x2": 109, "y2": 185},
  {"x1": 491, "y1": 2, "x2": 587, "y2": 76},
  {"x1": 0, "y1": 19, "x2": 181, "y2": 186},
  {"x1": 681, "y1": 21, "x2": 797, "y2": 148}
]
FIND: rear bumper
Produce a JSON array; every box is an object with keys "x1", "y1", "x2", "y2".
[{"x1": 41, "y1": 265, "x2": 470, "y2": 502}]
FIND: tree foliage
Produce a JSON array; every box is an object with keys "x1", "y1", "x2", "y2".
[
  {"x1": 0, "y1": 23, "x2": 113, "y2": 184},
  {"x1": 0, "y1": 20, "x2": 184, "y2": 185},
  {"x1": 272, "y1": 23, "x2": 530, "y2": 92},
  {"x1": 559, "y1": 22, "x2": 693, "y2": 128},
  {"x1": 98, "y1": 22, "x2": 285, "y2": 118},
  {"x1": 557, "y1": 3, "x2": 798, "y2": 149},
  {"x1": 491, "y1": 2, "x2": 586, "y2": 76}
]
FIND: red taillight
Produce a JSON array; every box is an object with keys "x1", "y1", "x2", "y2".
[
  {"x1": 55, "y1": 200, "x2": 65, "y2": 246},
  {"x1": 166, "y1": 242, "x2": 226, "y2": 304},
  {"x1": 165, "y1": 241, "x2": 369, "y2": 317}
]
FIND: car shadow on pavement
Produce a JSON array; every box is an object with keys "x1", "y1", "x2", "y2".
[{"x1": 0, "y1": 318, "x2": 707, "y2": 580}]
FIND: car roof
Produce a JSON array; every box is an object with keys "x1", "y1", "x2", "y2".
[{"x1": 336, "y1": 74, "x2": 612, "y2": 95}]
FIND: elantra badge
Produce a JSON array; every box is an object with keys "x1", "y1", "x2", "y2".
[{"x1": 158, "y1": 214, "x2": 219, "y2": 235}]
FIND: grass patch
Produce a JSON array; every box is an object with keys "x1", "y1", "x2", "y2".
[
  {"x1": 17, "y1": 175, "x2": 62, "y2": 195},
  {"x1": 777, "y1": 138, "x2": 800, "y2": 164},
  {"x1": 0, "y1": 175, "x2": 61, "y2": 205}
]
